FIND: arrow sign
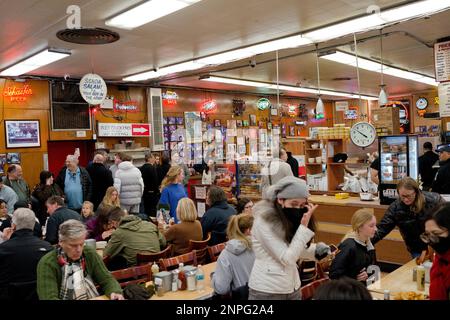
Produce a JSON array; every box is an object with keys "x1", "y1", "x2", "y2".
[
  {"x1": 132, "y1": 124, "x2": 150, "y2": 136},
  {"x1": 98, "y1": 123, "x2": 151, "y2": 137}
]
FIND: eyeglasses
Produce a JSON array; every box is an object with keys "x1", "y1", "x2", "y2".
[
  {"x1": 399, "y1": 192, "x2": 416, "y2": 200},
  {"x1": 420, "y1": 231, "x2": 447, "y2": 244}
]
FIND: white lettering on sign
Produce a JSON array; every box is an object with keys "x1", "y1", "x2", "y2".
[
  {"x1": 79, "y1": 73, "x2": 107, "y2": 105},
  {"x1": 98, "y1": 123, "x2": 151, "y2": 137}
]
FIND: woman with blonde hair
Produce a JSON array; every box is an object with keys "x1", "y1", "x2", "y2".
[
  {"x1": 372, "y1": 177, "x2": 445, "y2": 258},
  {"x1": 330, "y1": 208, "x2": 377, "y2": 283},
  {"x1": 159, "y1": 165, "x2": 187, "y2": 223},
  {"x1": 98, "y1": 186, "x2": 120, "y2": 210},
  {"x1": 211, "y1": 213, "x2": 255, "y2": 299},
  {"x1": 160, "y1": 198, "x2": 202, "y2": 255}
]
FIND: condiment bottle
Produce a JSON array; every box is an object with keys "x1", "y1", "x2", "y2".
[
  {"x1": 171, "y1": 269, "x2": 179, "y2": 292},
  {"x1": 383, "y1": 290, "x2": 390, "y2": 300},
  {"x1": 417, "y1": 265, "x2": 425, "y2": 291},
  {"x1": 151, "y1": 262, "x2": 159, "y2": 277},
  {"x1": 178, "y1": 263, "x2": 187, "y2": 290}
]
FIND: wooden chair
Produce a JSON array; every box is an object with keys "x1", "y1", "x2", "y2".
[
  {"x1": 300, "y1": 278, "x2": 330, "y2": 300},
  {"x1": 188, "y1": 233, "x2": 211, "y2": 265},
  {"x1": 136, "y1": 244, "x2": 173, "y2": 266},
  {"x1": 111, "y1": 264, "x2": 153, "y2": 288},
  {"x1": 207, "y1": 242, "x2": 226, "y2": 262},
  {"x1": 159, "y1": 251, "x2": 197, "y2": 271}
]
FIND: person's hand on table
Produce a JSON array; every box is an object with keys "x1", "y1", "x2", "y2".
[
  {"x1": 110, "y1": 293, "x2": 125, "y2": 300},
  {"x1": 102, "y1": 229, "x2": 114, "y2": 240},
  {"x1": 356, "y1": 268, "x2": 368, "y2": 281}
]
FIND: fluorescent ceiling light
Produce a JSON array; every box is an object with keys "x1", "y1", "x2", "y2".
[
  {"x1": 106, "y1": 0, "x2": 202, "y2": 30},
  {"x1": 0, "y1": 49, "x2": 71, "y2": 77},
  {"x1": 201, "y1": 76, "x2": 377, "y2": 100},
  {"x1": 123, "y1": 60, "x2": 206, "y2": 81},
  {"x1": 321, "y1": 51, "x2": 438, "y2": 86}
]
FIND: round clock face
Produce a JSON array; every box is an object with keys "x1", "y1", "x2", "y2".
[
  {"x1": 350, "y1": 122, "x2": 377, "y2": 148},
  {"x1": 416, "y1": 98, "x2": 428, "y2": 110}
]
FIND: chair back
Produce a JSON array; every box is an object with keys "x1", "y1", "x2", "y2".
[
  {"x1": 159, "y1": 251, "x2": 197, "y2": 271},
  {"x1": 136, "y1": 244, "x2": 173, "y2": 266},
  {"x1": 111, "y1": 264, "x2": 152, "y2": 288},
  {"x1": 193, "y1": 247, "x2": 209, "y2": 265},
  {"x1": 188, "y1": 232, "x2": 211, "y2": 251},
  {"x1": 207, "y1": 242, "x2": 226, "y2": 262},
  {"x1": 301, "y1": 278, "x2": 330, "y2": 300}
]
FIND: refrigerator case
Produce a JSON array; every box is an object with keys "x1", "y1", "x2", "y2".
[
  {"x1": 236, "y1": 161, "x2": 263, "y2": 200},
  {"x1": 379, "y1": 135, "x2": 418, "y2": 205}
]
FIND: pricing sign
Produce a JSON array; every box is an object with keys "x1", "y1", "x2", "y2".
[{"x1": 98, "y1": 123, "x2": 151, "y2": 137}]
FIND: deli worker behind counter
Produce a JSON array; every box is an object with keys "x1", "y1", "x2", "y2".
[{"x1": 431, "y1": 143, "x2": 450, "y2": 195}]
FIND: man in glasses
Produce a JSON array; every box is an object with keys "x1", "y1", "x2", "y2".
[{"x1": 431, "y1": 143, "x2": 450, "y2": 195}]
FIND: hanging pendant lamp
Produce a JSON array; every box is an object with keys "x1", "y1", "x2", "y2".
[
  {"x1": 378, "y1": 29, "x2": 388, "y2": 106},
  {"x1": 315, "y1": 45, "x2": 324, "y2": 119}
]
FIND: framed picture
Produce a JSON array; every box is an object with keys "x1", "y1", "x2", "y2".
[
  {"x1": 214, "y1": 119, "x2": 221, "y2": 127},
  {"x1": 236, "y1": 120, "x2": 243, "y2": 127},
  {"x1": 0, "y1": 154, "x2": 6, "y2": 174},
  {"x1": 289, "y1": 126, "x2": 295, "y2": 137},
  {"x1": 5, "y1": 120, "x2": 41, "y2": 148},
  {"x1": 249, "y1": 114, "x2": 257, "y2": 126},
  {"x1": 6, "y1": 152, "x2": 21, "y2": 164},
  {"x1": 267, "y1": 122, "x2": 272, "y2": 130},
  {"x1": 243, "y1": 120, "x2": 249, "y2": 127},
  {"x1": 176, "y1": 117, "x2": 184, "y2": 125}
]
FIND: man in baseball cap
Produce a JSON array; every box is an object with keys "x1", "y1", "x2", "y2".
[{"x1": 431, "y1": 144, "x2": 450, "y2": 194}]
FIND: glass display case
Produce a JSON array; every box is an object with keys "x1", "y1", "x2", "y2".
[
  {"x1": 236, "y1": 161, "x2": 263, "y2": 200},
  {"x1": 378, "y1": 135, "x2": 418, "y2": 204}
]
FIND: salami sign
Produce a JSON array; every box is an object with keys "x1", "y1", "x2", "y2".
[
  {"x1": 98, "y1": 123, "x2": 151, "y2": 137},
  {"x1": 79, "y1": 73, "x2": 107, "y2": 105}
]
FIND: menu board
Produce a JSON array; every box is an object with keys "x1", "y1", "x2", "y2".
[
  {"x1": 438, "y1": 82, "x2": 450, "y2": 117},
  {"x1": 435, "y1": 40, "x2": 450, "y2": 82}
]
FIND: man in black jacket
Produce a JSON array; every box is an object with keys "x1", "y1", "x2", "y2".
[
  {"x1": 86, "y1": 153, "x2": 114, "y2": 210},
  {"x1": 44, "y1": 196, "x2": 81, "y2": 245},
  {"x1": 418, "y1": 142, "x2": 439, "y2": 191},
  {"x1": 431, "y1": 143, "x2": 450, "y2": 195},
  {"x1": 286, "y1": 151, "x2": 299, "y2": 177},
  {"x1": 139, "y1": 152, "x2": 160, "y2": 217},
  {"x1": 0, "y1": 208, "x2": 53, "y2": 300}
]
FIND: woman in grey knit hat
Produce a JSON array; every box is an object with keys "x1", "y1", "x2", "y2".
[{"x1": 248, "y1": 176, "x2": 330, "y2": 300}]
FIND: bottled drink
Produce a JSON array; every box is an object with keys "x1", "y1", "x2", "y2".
[
  {"x1": 196, "y1": 264, "x2": 205, "y2": 291},
  {"x1": 178, "y1": 263, "x2": 187, "y2": 290},
  {"x1": 171, "y1": 269, "x2": 179, "y2": 292},
  {"x1": 383, "y1": 290, "x2": 390, "y2": 300},
  {"x1": 151, "y1": 262, "x2": 159, "y2": 277}
]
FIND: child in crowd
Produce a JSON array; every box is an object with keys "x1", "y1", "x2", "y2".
[
  {"x1": 0, "y1": 199, "x2": 12, "y2": 232},
  {"x1": 81, "y1": 201, "x2": 95, "y2": 224}
]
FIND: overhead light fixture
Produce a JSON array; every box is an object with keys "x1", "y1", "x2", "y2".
[
  {"x1": 378, "y1": 29, "x2": 388, "y2": 106},
  {"x1": 201, "y1": 76, "x2": 377, "y2": 100},
  {"x1": 303, "y1": 0, "x2": 450, "y2": 42},
  {"x1": 0, "y1": 48, "x2": 71, "y2": 77},
  {"x1": 321, "y1": 50, "x2": 438, "y2": 86},
  {"x1": 123, "y1": 0, "x2": 450, "y2": 81},
  {"x1": 315, "y1": 45, "x2": 324, "y2": 119},
  {"x1": 105, "y1": 0, "x2": 203, "y2": 30},
  {"x1": 123, "y1": 60, "x2": 206, "y2": 81}
]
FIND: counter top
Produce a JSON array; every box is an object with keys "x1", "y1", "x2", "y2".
[{"x1": 309, "y1": 195, "x2": 389, "y2": 209}]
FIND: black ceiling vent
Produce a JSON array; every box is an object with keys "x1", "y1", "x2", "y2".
[{"x1": 56, "y1": 28, "x2": 120, "y2": 45}]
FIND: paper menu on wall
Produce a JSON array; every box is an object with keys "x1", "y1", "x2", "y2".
[
  {"x1": 237, "y1": 137, "x2": 245, "y2": 145},
  {"x1": 197, "y1": 202, "x2": 206, "y2": 218},
  {"x1": 195, "y1": 186, "x2": 207, "y2": 200}
]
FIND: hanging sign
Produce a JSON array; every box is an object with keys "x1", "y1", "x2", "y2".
[
  {"x1": 438, "y1": 82, "x2": 450, "y2": 117},
  {"x1": 435, "y1": 40, "x2": 450, "y2": 82},
  {"x1": 287, "y1": 105, "x2": 298, "y2": 117},
  {"x1": 335, "y1": 101, "x2": 349, "y2": 112},
  {"x1": 257, "y1": 98, "x2": 271, "y2": 110},
  {"x1": 98, "y1": 123, "x2": 151, "y2": 137},
  {"x1": 79, "y1": 73, "x2": 107, "y2": 105},
  {"x1": 3, "y1": 84, "x2": 33, "y2": 102},
  {"x1": 113, "y1": 100, "x2": 139, "y2": 112},
  {"x1": 201, "y1": 99, "x2": 217, "y2": 113},
  {"x1": 162, "y1": 90, "x2": 178, "y2": 106}
]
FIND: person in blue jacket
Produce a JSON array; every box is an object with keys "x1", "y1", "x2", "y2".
[{"x1": 158, "y1": 165, "x2": 187, "y2": 224}]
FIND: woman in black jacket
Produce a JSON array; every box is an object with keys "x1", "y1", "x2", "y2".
[
  {"x1": 372, "y1": 177, "x2": 445, "y2": 258},
  {"x1": 330, "y1": 208, "x2": 377, "y2": 283},
  {"x1": 31, "y1": 171, "x2": 64, "y2": 225}
]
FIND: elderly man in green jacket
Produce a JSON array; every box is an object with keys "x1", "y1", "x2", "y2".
[
  {"x1": 37, "y1": 219, "x2": 123, "y2": 300},
  {"x1": 103, "y1": 207, "x2": 166, "y2": 268}
]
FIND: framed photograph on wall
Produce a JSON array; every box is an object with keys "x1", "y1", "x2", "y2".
[
  {"x1": 214, "y1": 119, "x2": 221, "y2": 127},
  {"x1": 5, "y1": 120, "x2": 41, "y2": 148},
  {"x1": 249, "y1": 114, "x2": 257, "y2": 126},
  {"x1": 6, "y1": 153, "x2": 21, "y2": 164},
  {"x1": 0, "y1": 154, "x2": 6, "y2": 174}
]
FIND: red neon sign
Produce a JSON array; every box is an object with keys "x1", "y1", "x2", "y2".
[
  {"x1": 201, "y1": 99, "x2": 217, "y2": 113},
  {"x1": 3, "y1": 85, "x2": 33, "y2": 102}
]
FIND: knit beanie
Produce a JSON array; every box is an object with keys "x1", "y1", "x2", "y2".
[{"x1": 265, "y1": 176, "x2": 309, "y2": 201}]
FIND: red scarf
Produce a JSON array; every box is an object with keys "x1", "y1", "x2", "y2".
[{"x1": 429, "y1": 250, "x2": 450, "y2": 300}]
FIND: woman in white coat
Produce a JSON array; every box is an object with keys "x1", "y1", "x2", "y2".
[{"x1": 248, "y1": 176, "x2": 330, "y2": 300}]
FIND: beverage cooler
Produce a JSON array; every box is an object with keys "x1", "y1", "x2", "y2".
[{"x1": 378, "y1": 135, "x2": 418, "y2": 205}]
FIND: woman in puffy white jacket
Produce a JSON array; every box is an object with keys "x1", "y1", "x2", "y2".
[
  {"x1": 248, "y1": 176, "x2": 330, "y2": 300},
  {"x1": 113, "y1": 154, "x2": 144, "y2": 214}
]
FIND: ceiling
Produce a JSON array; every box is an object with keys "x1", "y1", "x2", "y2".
[{"x1": 0, "y1": 0, "x2": 449, "y2": 100}]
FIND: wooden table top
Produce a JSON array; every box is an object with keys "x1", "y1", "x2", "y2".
[
  {"x1": 93, "y1": 262, "x2": 216, "y2": 300},
  {"x1": 368, "y1": 259, "x2": 430, "y2": 300},
  {"x1": 309, "y1": 195, "x2": 389, "y2": 209}
]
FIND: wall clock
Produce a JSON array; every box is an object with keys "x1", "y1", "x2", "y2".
[
  {"x1": 416, "y1": 97, "x2": 428, "y2": 110},
  {"x1": 350, "y1": 121, "x2": 377, "y2": 148}
]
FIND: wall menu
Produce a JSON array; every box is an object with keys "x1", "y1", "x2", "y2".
[
  {"x1": 98, "y1": 123, "x2": 151, "y2": 137},
  {"x1": 435, "y1": 40, "x2": 450, "y2": 82},
  {"x1": 438, "y1": 82, "x2": 450, "y2": 117}
]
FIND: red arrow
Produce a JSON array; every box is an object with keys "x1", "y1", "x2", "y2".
[{"x1": 131, "y1": 124, "x2": 150, "y2": 136}]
